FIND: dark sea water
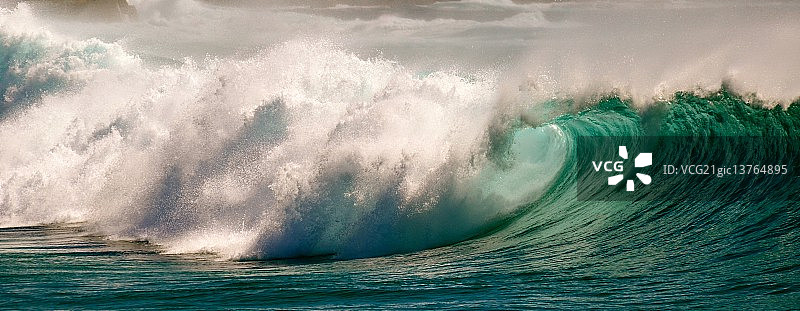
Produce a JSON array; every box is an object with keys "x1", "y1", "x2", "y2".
[{"x1": 1, "y1": 0, "x2": 800, "y2": 309}]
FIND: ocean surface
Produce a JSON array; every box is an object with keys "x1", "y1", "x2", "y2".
[{"x1": 1, "y1": 0, "x2": 799, "y2": 309}]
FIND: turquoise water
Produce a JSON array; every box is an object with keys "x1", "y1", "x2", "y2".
[
  {"x1": 2, "y1": 91, "x2": 799, "y2": 309},
  {"x1": 2, "y1": 1, "x2": 800, "y2": 309}
]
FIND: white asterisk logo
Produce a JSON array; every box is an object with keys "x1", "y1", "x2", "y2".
[{"x1": 608, "y1": 146, "x2": 652, "y2": 191}]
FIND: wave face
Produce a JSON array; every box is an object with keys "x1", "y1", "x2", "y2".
[
  {"x1": 1, "y1": 1, "x2": 799, "y2": 307},
  {"x1": 461, "y1": 91, "x2": 800, "y2": 309}
]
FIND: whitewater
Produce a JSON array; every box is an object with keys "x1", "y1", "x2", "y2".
[{"x1": 1, "y1": 0, "x2": 799, "y2": 309}]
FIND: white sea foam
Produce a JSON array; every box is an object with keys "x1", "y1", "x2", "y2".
[{"x1": 1, "y1": 5, "x2": 564, "y2": 258}]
